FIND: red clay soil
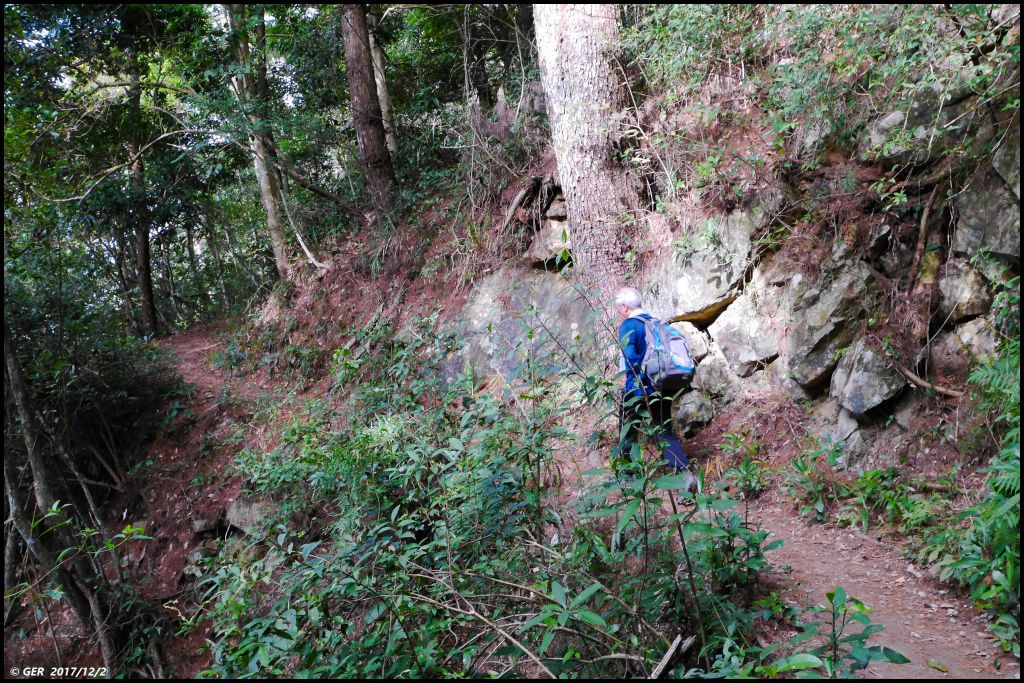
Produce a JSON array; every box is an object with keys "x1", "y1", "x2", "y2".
[{"x1": 751, "y1": 492, "x2": 1015, "y2": 679}]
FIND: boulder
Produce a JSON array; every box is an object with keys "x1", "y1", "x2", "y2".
[
  {"x1": 787, "y1": 261, "x2": 878, "y2": 389},
  {"x1": 929, "y1": 331, "x2": 969, "y2": 380},
  {"x1": 837, "y1": 428, "x2": 869, "y2": 468},
  {"x1": 525, "y1": 219, "x2": 571, "y2": 265},
  {"x1": 671, "y1": 321, "x2": 710, "y2": 361},
  {"x1": 545, "y1": 195, "x2": 568, "y2": 220},
  {"x1": 645, "y1": 193, "x2": 783, "y2": 325},
  {"x1": 955, "y1": 317, "x2": 999, "y2": 363},
  {"x1": 936, "y1": 258, "x2": 992, "y2": 324},
  {"x1": 191, "y1": 512, "x2": 223, "y2": 536},
  {"x1": 834, "y1": 407, "x2": 869, "y2": 467},
  {"x1": 829, "y1": 339, "x2": 906, "y2": 415},
  {"x1": 708, "y1": 294, "x2": 780, "y2": 377},
  {"x1": 674, "y1": 392, "x2": 714, "y2": 437},
  {"x1": 893, "y1": 393, "x2": 921, "y2": 432},
  {"x1": 952, "y1": 168, "x2": 1020, "y2": 265},
  {"x1": 691, "y1": 349, "x2": 736, "y2": 396},
  {"x1": 833, "y1": 407, "x2": 859, "y2": 442},
  {"x1": 765, "y1": 357, "x2": 811, "y2": 402},
  {"x1": 226, "y1": 498, "x2": 275, "y2": 536}
]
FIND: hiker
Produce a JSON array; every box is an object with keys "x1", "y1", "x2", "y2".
[{"x1": 614, "y1": 287, "x2": 697, "y2": 490}]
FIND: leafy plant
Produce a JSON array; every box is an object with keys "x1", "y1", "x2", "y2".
[
  {"x1": 785, "y1": 440, "x2": 844, "y2": 522},
  {"x1": 791, "y1": 587, "x2": 910, "y2": 678}
]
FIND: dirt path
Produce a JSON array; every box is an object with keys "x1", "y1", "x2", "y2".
[
  {"x1": 751, "y1": 492, "x2": 1016, "y2": 679},
  {"x1": 92, "y1": 324, "x2": 1020, "y2": 679}
]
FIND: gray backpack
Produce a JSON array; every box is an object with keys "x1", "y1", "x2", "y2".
[{"x1": 631, "y1": 315, "x2": 696, "y2": 396}]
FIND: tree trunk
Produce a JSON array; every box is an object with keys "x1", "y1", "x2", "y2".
[
  {"x1": 131, "y1": 154, "x2": 159, "y2": 337},
  {"x1": 367, "y1": 8, "x2": 398, "y2": 158},
  {"x1": 204, "y1": 215, "x2": 232, "y2": 315},
  {"x1": 112, "y1": 227, "x2": 142, "y2": 336},
  {"x1": 128, "y1": 76, "x2": 159, "y2": 337},
  {"x1": 225, "y1": 4, "x2": 292, "y2": 280},
  {"x1": 4, "y1": 324, "x2": 59, "y2": 513},
  {"x1": 4, "y1": 321, "x2": 118, "y2": 669},
  {"x1": 340, "y1": 4, "x2": 398, "y2": 220},
  {"x1": 533, "y1": 4, "x2": 642, "y2": 293}
]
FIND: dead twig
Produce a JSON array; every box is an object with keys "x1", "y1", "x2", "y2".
[
  {"x1": 896, "y1": 362, "x2": 966, "y2": 399},
  {"x1": 651, "y1": 634, "x2": 695, "y2": 679},
  {"x1": 905, "y1": 185, "x2": 940, "y2": 292}
]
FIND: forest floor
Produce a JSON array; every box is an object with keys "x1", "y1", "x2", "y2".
[
  {"x1": 751, "y1": 496, "x2": 1013, "y2": 679},
  {"x1": 146, "y1": 326, "x2": 1016, "y2": 679},
  {"x1": 8, "y1": 320, "x2": 1013, "y2": 678}
]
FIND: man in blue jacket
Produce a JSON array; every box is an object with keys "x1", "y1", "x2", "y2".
[{"x1": 614, "y1": 287, "x2": 695, "y2": 490}]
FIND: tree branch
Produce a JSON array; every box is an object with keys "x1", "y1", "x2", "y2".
[{"x1": 896, "y1": 362, "x2": 966, "y2": 399}]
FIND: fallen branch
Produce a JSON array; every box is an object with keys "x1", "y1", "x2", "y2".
[
  {"x1": 896, "y1": 362, "x2": 966, "y2": 399},
  {"x1": 409, "y1": 592, "x2": 556, "y2": 679},
  {"x1": 905, "y1": 185, "x2": 940, "y2": 292},
  {"x1": 651, "y1": 634, "x2": 695, "y2": 679}
]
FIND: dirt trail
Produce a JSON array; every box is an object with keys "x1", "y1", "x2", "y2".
[
  {"x1": 751, "y1": 492, "x2": 1015, "y2": 679},
  {"x1": 137, "y1": 325, "x2": 1017, "y2": 679}
]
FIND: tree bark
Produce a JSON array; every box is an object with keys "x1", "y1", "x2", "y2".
[
  {"x1": 4, "y1": 324, "x2": 59, "y2": 513},
  {"x1": 128, "y1": 76, "x2": 159, "y2": 337},
  {"x1": 340, "y1": 4, "x2": 398, "y2": 220},
  {"x1": 534, "y1": 4, "x2": 642, "y2": 293},
  {"x1": 225, "y1": 4, "x2": 292, "y2": 280},
  {"x1": 367, "y1": 7, "x2": 398, "y2": 158}
]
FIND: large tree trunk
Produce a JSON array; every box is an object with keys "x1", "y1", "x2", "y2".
[
  {"x1": 534, "y1": 4, "x2": 642, "y2": 293},
  {"x1": 225, "y1": 4, "x2": 291, "y2": 280},
  {"x1": 367, "y1": 8, "x2": 398, "y2": 158},
  {"x1": 340, "y1": 4, "x2": 398, "y2": 220}
]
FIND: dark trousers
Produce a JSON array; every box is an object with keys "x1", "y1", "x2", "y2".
[{"x1": 617, "y1": 390, "x2": 689, "y2": 470}]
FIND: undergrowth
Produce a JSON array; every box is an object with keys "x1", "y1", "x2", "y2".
[{"x1": 186, "y1": 307, "x2": 904, "y2": 677}]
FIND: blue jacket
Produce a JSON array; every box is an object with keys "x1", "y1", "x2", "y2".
[{"x1": 619, "y1": 314, "x2": 653, "y2": 396}]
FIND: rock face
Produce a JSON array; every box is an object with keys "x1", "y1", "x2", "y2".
[
  {"x1": 708, "y1": 293, "x2": 780, "y2": 377},
  {"x1": 829, "y1": 339, "x2": 906, "y2": 415},
  {"x1": 691, "y1": 349, "x2": 736, "y2": 396},
  {"x1": 671, "y1": 321, "x2": 710, "y2": 361},
  {"x1": 936, "y1": 258, "x2": 992, "y2": 324},
  {"x1": 446, "y1": 267, "x2": 604, "y2": 382},
  {"x1": 787, "y1": 262, "x2": 878, "y2": 388},
  {"x1": 862, "y1": 62, "x2": 978, "y2": 167},
  {"x1": 525, "y1": 218, "x2": 571, "y2": 265},
  {"x1": 992, "y1": 121, "x2": 1020, "y2": 199},
  {"x1": 645, "y1": 194, "x2": 782, "y2": 325},
  {"x1": 952, "y1": 167, "x2": 1020, "y2": 265},
  {"x1": 226, "y1": 498, "x2": 274, "y2": 536}
]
